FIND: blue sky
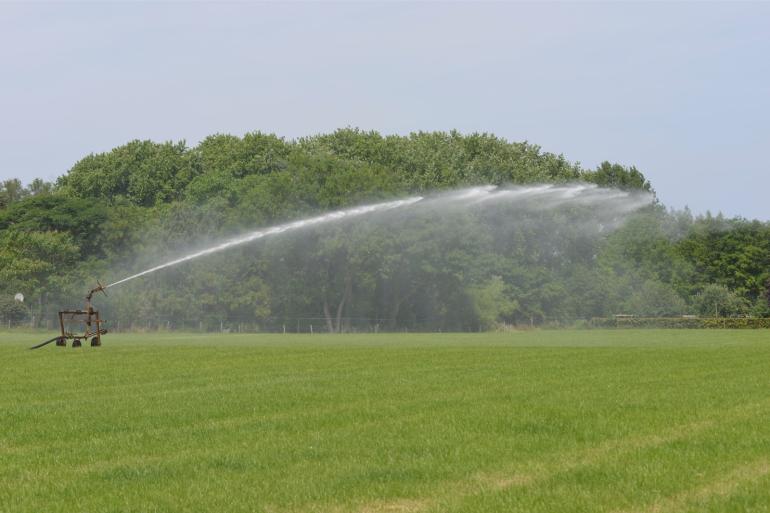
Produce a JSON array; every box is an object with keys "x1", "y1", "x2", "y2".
[{"x1": 1, "y1": 2, "x2": 768, "y2": 220}]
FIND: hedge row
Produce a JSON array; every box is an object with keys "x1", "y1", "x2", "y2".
[{"x1": 589, "y1": 317, "x2": 770, "y2": 329}]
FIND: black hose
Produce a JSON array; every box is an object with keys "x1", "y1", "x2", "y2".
[{"x1": 29, "y1": 337, "x2": 61, "y2": 350}]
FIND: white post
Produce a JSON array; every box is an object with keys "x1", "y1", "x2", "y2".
[{"x1": 310, "y1": 324, "x2": 313, "y2": 335}]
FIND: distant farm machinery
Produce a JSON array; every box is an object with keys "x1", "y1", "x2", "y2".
[{"x1": 29, "y1": 282, "x2": 108, "y2": 349}]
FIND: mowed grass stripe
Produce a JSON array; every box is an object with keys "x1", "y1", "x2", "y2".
[
  {"x1": 614, "y1": 459, "x2": 770, "y2": 513},
  {"x1": 344, "y1": 399, "x2": 770, "y2": 513},
  {"x1": 2, "y1": 330, "x2": 770, "y2": 513}
]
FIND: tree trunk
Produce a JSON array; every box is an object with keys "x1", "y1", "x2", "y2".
[
  {"x1": 323, "y1": 299, "x2": 335, "y2": 333},
  {"x1": 389, "y1": 298, "x2": 403, "y2": 329},
  {"x1": 389, "y1": 286, "x2": 419, "y2": 329},
  {"x1": 335, "y1": 274, "x2": 353, "y2": 333}
]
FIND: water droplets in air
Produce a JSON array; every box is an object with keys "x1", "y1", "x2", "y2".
[{"x1": 106, "y1": 183, "x2": 652, "y2": 288}]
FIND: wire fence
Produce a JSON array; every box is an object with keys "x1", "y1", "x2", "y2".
[
  {"x1": 1, "y1": 315, "x2": 489, "y2": 333},
  {"x1": 5, "y1": 314, "x2": 768, "y2": 333}
]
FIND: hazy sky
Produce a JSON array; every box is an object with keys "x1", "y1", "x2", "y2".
[{"x1": 1, "y1": 2, "x2": 768, "y2": 220}]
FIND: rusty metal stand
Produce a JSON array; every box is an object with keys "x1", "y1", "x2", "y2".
[{"x1": 30, "y1": 282, "x2": 108, "y2": 350}]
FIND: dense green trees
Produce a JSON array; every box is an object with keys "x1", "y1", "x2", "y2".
[{"x1": 1, "y1": 129, "x2": 768, "y2": 329}]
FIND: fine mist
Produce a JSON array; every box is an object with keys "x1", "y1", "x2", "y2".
[{"x1": 96, "y1": 183, "x2": 654, "y2": 332}]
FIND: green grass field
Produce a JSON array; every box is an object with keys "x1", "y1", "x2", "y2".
[{"x1": 2, "y1": 330, "x2": 770, "y2": 513}]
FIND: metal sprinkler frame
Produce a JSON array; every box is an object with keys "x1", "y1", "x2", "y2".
[{"x1": 30, "y1": 282, "x2": 108, "y2": 349}]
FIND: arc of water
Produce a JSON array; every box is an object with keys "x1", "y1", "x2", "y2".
[
  {"x1": 106, "y1": 196, "x2": 423, "y2": 289},
  {"x1": 105, "y1": 184, "x2": 652, "y2": 290}
]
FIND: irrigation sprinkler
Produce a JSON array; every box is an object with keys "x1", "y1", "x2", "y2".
[{"x1": 29, "y1": 282, "x2": 108, "y2": 350}]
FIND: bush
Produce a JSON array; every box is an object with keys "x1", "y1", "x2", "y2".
[
  {"x1": 694, "y1": 284, "x2": 749, "y2": 317},
  {"x1": 750, "y1": 297, "x2": 770, "y2": 318},
  {"x1": 625, "y1": 280, "x2": 688, "y2": 317}
]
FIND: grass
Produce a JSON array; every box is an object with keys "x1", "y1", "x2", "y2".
[{"x1": 1, "y1": 330, "x2": 770, "y2": 513}]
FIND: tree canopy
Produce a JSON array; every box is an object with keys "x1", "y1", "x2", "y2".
[{"x1": 2, "y1": 129, "x2": 767, "y2": 330}]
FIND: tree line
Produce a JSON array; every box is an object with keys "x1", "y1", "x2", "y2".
[{"x1": 1, "y1": 129, "x2": 768, "y2": 330}]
